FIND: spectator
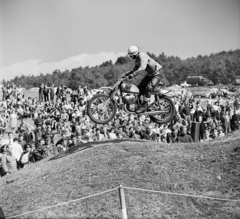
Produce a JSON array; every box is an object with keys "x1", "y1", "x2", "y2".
[
  {"x1": 177, "y1": 126, "x2": 193, "y2": 143},
  {"x1": 33, "y1": 139, "x2": 48, "y2": 161},
  {"x1": 231, "y1": 110, "x2": 240, "y2": 131},
  {"x1": 23, "y1": 126, "x2": 34, "y2": 144},
  {"x1": 19, "y1": 144, "x2": 35, "y2": 168},
  {"x1": 222, "y1": 110, "x2": 231, "y2": 135},
  {"x1": 9, "y1": 109, "x2": 18, "y2": 133},
  {"x1": 43, "y1": 84, "x2": 50, "y2": 102},
  {"x1": 50, "y1": 84, "x2": 55, "y2": 102},
  {"x1": 56, "y1": 135, "x2": 69, "y2": 153},
  {"x1": 1, "y1": 144, "x2": 17, "y2": 176},
  {"x1": 18, "y1": 134, "x2": 26, "y2": 149},
  {"x1": 68, "y1": 134, "x2": 79, "y2": 148},
  {"x1": 9, "y1": 137, "x2": 23, "y2": 169},
  {"x1": 39, "y1": 84, "x2": 44, "y2": 102}
]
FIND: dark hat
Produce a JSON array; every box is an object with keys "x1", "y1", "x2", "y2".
[{"x1": 45, "y1": 135, "x2": 51, "y2": 140}]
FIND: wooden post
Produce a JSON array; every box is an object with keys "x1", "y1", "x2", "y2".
[
  {"x1": 0, "y1": 207, "x2": 5, "y2": 219},
  {"x1": 118, "y1": 185, "x2": 128, "y2": 219}
]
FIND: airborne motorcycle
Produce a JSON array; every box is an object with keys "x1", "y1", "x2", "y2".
[{"x1": 87, "y1": 74, "x2": 176, "y2": 124}]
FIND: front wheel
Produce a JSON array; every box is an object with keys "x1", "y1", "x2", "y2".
[
  {"x1": 149, "y1": 96, "x2": 176, "y2": 124},
  {"x1": 87, "y1": 94, "x2": 117, "y2": 124}
]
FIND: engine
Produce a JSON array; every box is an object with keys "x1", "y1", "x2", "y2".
[{"x1": 123, "y1": 94, "x2": 138, "y2": 112}]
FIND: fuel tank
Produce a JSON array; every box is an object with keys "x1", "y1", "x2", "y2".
[{"x1": 120, "y1": 82, "x2": 139, "y2": 94}]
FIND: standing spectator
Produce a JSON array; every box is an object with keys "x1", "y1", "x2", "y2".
[
  {"x1": 39, "y1": 84, "x2": 44, "y2": 102},
  {"x1": 180, "y1": 101, "x2": 191, "y2": 124},
  {"x1": 233, "y1": 97, "x2": 240, "y2": 113},
  {"x1": 34, "y1": 123, "x2": 43, "y2": 148},
  {"x1": 2, "y1": 85, "x2": 7, "y2": 100},
  {"x1": 0, "y1": 118, "x2": 7, "y2": 135},
  {"x1": 50, "y1": 84, "x2": 55, "y2": 102},
  {"x1": 56, "y1": 85, "x2": 62, "y2": 102},
  {"x1": 18, "y1": 134, "x2": 26, "y2": 149},
  {"x1": 9, "y1": 109, "x2": 18, "y2": 133},
  {"x1": 232, "y1": 110, "x2": 240, "y2": 131},
  {"x1": 43, "y1": 84, "x2": 49, "y2": 102},
  {"x1": 23, "y1": 126, "x2": 34, "y2": 144},
  {"x1": 9, "y1": 137, "x2": 23, "y2": 169},
  {"x1": 222, "y1": 111, "x2": 231, "y2": 134},
  {"x1": 1, "y1": 144, "x2": 17, "y2": 176}
]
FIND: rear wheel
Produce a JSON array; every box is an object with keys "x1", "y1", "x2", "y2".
[
  {"x1": 87, "y1": 94, "x2": 117, "y2": 124},
  {"x1": 149, "y1": 96, "x2": 175, "y2": 124}
]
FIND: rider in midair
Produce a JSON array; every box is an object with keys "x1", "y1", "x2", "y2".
[{"x1": 126, "y1": 45, "x2": 164, "y2": 114}]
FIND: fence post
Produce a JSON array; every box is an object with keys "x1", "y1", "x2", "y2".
[
  {"x1": 0, "y1": 207, "x2": 5, "y2": 219},
  {"x1": 118, "y1": 185, "x2": 128, "y2": 219}
]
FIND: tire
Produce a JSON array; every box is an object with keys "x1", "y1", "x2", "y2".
[
  {"x1": 87, "y1": 94, "x2": 117, "y2": 124},
  {"x1": 149, "y1": 96, "x2": 176, "y2": 124}
]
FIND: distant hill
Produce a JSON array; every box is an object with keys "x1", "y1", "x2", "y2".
[
  {"x1": 1, "y1": 135, "x2": 240, "y2": 218},
  {"x1": 3, "y1": 49, "x2": 240, "y2": 89}
]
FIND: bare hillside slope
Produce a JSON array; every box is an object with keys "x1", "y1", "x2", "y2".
[{"x1": 1, "y1": 135, "x2": 240, "y2": 219}]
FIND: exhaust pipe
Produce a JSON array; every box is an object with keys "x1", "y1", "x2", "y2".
[{"x1": 123, "y1": 104, "x2": 169, "y2": 115}]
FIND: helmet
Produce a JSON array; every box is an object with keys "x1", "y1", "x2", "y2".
[{"x1": 128, "y1": 45, "x2": 139, "y2": 55}]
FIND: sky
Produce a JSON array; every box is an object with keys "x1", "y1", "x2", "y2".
[{"x1": 0, "y1": 0, "x2": 239, "y2": 81}]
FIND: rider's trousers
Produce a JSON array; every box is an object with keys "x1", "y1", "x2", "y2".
[{"x1": 138, "y1": 69, "x2": 163, "y2": 98}]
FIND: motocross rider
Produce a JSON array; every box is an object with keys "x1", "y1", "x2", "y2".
[{"x1": 126, "y1": 45, "x2": 164, "y2": 114}]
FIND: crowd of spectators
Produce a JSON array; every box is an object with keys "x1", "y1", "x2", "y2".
[{"x1": 1, "y1": 82, "x2": 240, "y2": 177}]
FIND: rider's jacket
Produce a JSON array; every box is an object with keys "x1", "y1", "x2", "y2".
[{"x1": 133, "y1": 52, "x2": 163, "y2": 77}]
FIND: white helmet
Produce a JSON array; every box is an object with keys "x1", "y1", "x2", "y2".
[{"x1": 128, "y1": 45, "x2": 139, "y2": 55}]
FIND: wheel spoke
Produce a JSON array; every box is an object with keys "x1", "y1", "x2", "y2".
[
  {"x1": 88, "y1": 94, "x2": 116, "y2": 124},
  {"x1": 151, "y1": 98, "x2": 173, "y2": 120}
]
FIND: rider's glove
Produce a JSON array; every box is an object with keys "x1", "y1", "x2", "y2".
[{"x1": 128, "y1": 74, "x2": 135, "y2": 79}]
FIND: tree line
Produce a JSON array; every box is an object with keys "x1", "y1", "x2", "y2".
[{"x1": 3, "y1": 49, "x2": 240, "y2": 90}]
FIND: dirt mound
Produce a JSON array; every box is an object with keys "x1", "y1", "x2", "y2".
[{"x1": 0, "y1": 136, "x2": 240, "y2": 219}]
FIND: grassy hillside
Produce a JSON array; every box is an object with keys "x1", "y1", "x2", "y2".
[{"x1": 0, "y1": 135, "x2": 240, "y2": 219}]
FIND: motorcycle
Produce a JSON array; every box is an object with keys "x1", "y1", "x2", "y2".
[{"x1": 87, "y1": 74, "x2": 176, "y2": 124}]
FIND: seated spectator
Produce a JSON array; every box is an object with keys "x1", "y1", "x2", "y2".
[
  {"x1": 160, "y1": 131, "x2": 167, "y2": 143},
  {"x1": 19, "y1": 144, "x2": 35, "y2": 168},
  {"x1": 177, "y1": 126, "x2": 193, "y2": 143},
  {"x1": 68, "y1": 134, "x2": 79, "y2": 148},
  {"x1": 45, "y1": 136, "x2": 58, "y2": 155},
  {"x1": 143, "y1": 126, "x2": 159, "y2": 142},
  {"x1": 95, "y1": 128, "x2": 106, "y2": 141},
  {"x1": 1, "y1": 144, "x2": 17, "y2": 176},
  {"x1": 107, "y1": 128, "x2": 118, "y2": 140},
  {"x1": 128, "y1": 127, "x2": 141, "y2": 139},
  {"x1": 33, "y1": 139, "x2": 48, "y2": 161},
  {"x1": 218, "y1": 128, "x2": 225, "y2": 137},
  {"x1": 204, "y1": 129, "x2": 212, "y2": 142},
  {"x1": 56, "y1": 135, "x2": 69, "y2": 153}
]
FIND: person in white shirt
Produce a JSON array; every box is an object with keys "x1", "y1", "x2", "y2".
[{"x1": 9, "y1": 137, "x2": 23, "y2": 162}]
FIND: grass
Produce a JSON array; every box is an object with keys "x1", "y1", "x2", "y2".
[{"x1": 0, "y1": 133, "x2": 240, "y2": 219}]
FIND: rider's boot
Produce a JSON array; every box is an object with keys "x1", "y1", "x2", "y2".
[{"x1": 136, "y1": 97, "x2": 150, "y2": 114}]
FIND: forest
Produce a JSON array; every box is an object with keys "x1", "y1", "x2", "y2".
[{"x1": 3, "y1": 49, "x2": 240, "y2": 90}]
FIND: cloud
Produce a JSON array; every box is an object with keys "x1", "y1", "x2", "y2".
[{"x1": 0, "y1": 52, "x2": 126, "y2": 81}]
